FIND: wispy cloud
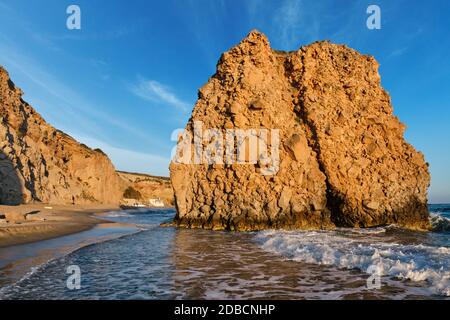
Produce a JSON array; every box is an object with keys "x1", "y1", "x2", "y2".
[
  {"x1": 0, "y1": 35, "x2": 153, "y2": 144},
  {"x1": 0, "y1": 35, "x2": 170, "y2": 174},
  {"x1": 275, "y1": 0, "x2": 304, "y2": 48},
  {"x1": 0, "y1": 1, "x2": 13, "y2": 12},
  {"x1": 178, "y1": 0, "x2": 230, "y2": 69},
  {"x1": 388, "y1": 46, "x2": 409, "y2": 58},
  {"x1": 30, "y1": 32, "x2": 62, "y2": 52},
  {"x1": 247, "y1": 0, "x2": 321, "y2": 50},
  {"x1": 0, "y1": 3, "x2": 173, "y2": 165},
  {"x1": 42, "y1": 20, "x2": 147, "y2": 42},
  {"x1": 90, "y1": 58, "x2": 107, "y2": 68},
  {"x1": 131, "y1": 77, "x2": 190, "y2": 112}
]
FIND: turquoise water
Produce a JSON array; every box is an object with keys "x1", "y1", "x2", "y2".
[{"x1": 0, "y1": 206, "x2": 449, "y2": 300}]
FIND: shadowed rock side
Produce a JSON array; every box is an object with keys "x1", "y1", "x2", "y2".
[
  {"x1": 0, "y1": 150, "x2": 23, "y2": 205},
  {"x1": 170, "y1": 31, "x2": 430, "y2": 231},
  {"x1": 0, "y1": 66, "x2": 122, "y2": 205}
]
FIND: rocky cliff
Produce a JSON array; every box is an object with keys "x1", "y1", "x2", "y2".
[
  {"x1": 118, "y1": 171, "x2": 174, "y2": 206},
  {"x1": 0, "y1": 66, "x2": 122, "y2": 205},
  {"x1": 170, "y1": 31, "x2": 430, "y2": 231}
]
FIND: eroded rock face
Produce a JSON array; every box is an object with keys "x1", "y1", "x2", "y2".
[
  {"x1": 170, "y1": 31, "x2": 430, "y2": 231},
  {"x1": 0, "y1": 67, "x2": 122, "y2": 205}
]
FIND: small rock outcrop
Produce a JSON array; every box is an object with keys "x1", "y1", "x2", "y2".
[
  {"x1": 170, "y1": 31, "x2": 430, "y2": 231},
  {"x1": 0, "y1": 66, "x2": 122, "y2": 205}
]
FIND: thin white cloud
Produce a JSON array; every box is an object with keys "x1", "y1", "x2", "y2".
[
  {"x1": 273, "y1": 0, "x2": 321, "y2": 49},
  {"x1": 131, "y1": 77, "x2": 190, "y2": 111},
  {"x1": 0, "y1": 36, "x2": 155, "y2": 144},
  {"x1": 388, "y1": 47, "x2": 408, "y2": 58},
  {"x1": 0, "y1": 1, "x2": 12, "y2": 12},
  {"x1": 90, "y1": 58, "x2": 108, "y2": 67},
  {"x1": 182, "y1": 0, "x2": 229, "y2": 69},
  {"x1": 30, "y1": 32, "x2": 62, "y2": 52},
  {"x1": 276, "y1": 0, "x2": 303, "y2": 48}
]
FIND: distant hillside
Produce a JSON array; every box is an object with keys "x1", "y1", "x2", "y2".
[
  {"x1": 117, "y1": 171, "x2": 174, "y2": 206},
  {"x1": 117, "y1": 171, "x2": 170, "y2": 181}
]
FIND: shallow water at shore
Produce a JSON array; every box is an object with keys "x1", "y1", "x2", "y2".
[
  {"x1": 0, "y1": 223, "x2": 138, "y2": 290},
  {"x1": 0, "y1": 206, "x2": 449, "y2": 299}
]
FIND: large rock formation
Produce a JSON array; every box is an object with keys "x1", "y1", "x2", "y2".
[
  {"x1": 170, "y1": 31, "x2": 430, "y2": 231},
  {"x1": 0, "y1": 66, "x2": 122, "y2": 205}
]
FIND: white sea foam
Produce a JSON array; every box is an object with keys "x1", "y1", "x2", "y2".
[
  {"x1": 102, "y1": 211, "x2": 131, "y2": 218},
  {"x1": 255, "y1": 229, "x2": 450, "y2": 296},
  {"x1": 430, "y1": 213, "x2": 450, "y2": 232},
  {"x1": 0, "y1": 256, "x2": 55, "y2": 299}
]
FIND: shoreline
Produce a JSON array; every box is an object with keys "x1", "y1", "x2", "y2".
[
  {"x1": 0, "y1": 205, "x2": 144, "y2": 290},
  {"x1": 0, "y1": 204, "x2": 120, "y2": 248}
]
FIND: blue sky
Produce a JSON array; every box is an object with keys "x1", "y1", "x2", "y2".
[{"x1": 0, "y1": 0, "x2": 449, "y2": 203}]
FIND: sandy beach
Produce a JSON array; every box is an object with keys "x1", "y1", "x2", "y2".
[{"x1": 0, "y1": 204, "x2": 120, "y2": 248}]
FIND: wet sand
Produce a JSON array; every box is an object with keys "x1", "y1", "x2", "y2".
[
  {"x1": 0, "y1": 204, "x2": 120, "y2": 248},
  {"x1": 0, "y1": 222, "x2": 139, "y2": 290}
]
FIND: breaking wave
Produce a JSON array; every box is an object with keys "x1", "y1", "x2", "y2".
[
  {"x1": 255, "y1": 227, "x2": 450, "y2": 296},
  {"x1": 430, "y1": 213, "x2": 450, "y2": 232}
]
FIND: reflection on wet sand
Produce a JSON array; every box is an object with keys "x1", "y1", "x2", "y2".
[
  {"x1": 0, "y1": 209, "x2": 443, "y2": 300},
  {"x1": 0, "y1": 223, "x2": 137, "y2": 289},
  {"x1": 170, "y1": 228, "x2": 412, "y2": 299}
]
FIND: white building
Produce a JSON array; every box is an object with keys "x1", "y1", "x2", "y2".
[{"x1": 148, "y1": 198, "x2": 165, "y2": 207}]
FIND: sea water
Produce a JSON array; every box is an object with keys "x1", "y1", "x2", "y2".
[{"x1": 0, "y1": 205, "x2": 449, "y2": 299}]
